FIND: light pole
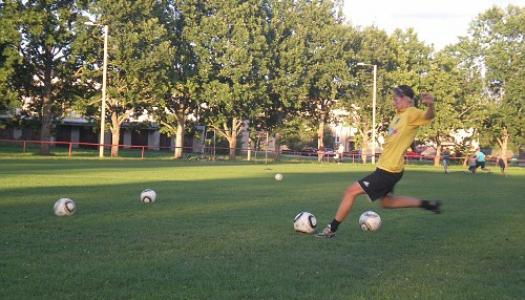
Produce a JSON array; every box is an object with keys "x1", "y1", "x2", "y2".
[
  {"x1": 357, "y1": 62, "x2": 377, "y2": 164},
  {"x1": 85, "y1": 22, "x2": 108, "y2": 158}
]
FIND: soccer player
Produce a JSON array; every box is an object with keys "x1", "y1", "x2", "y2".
[
  {"x1": 316, "y1": 85, "x2": 441, "y2": 238},
  {"x1": 468, "y1": 155, "x2": 477, "y2": 174},
  {"x1": 442, "y1": 148, "x2": 450, "y2": 174},
  {"x1": 497, "y1": 155, "x2": 507, "y2": 176},
  {"x1": 335, "y1": 143, "x2": 345, "y2": 164},
  {"x1": 474, "y1": 148, "x2": 488, "y2": 171}
]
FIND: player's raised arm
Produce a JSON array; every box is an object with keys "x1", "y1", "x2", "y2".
[{"x1": 420, "y1": 92, "x2": 435, "y2": 120}]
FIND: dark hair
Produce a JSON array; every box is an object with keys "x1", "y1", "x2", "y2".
[
  {"x1": 393, "y1": 85, "x2": 417, "y2": 106},
  {"x1": 393, "y1": 85, "x2": 415, "y2": 99}
]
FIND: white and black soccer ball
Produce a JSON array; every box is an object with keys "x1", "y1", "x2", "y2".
[
  {"x1": 293, "y1": 212, "x2": 317, "y2": 234},
  {"x1": 359, "y1": 211, "x2": 381, "y2": 231},
  {"x1": 140, "y1": 189, "x2": 157, "y2": 204},
  {"x1": 53, "y1": 198, "x2": 76, "y2": 216},
  {"x1": 275, "y1": 173, "x2": 284, "y2": 181}
]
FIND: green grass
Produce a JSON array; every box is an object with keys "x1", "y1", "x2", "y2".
[{"x1": 1, "y1": 155, "x2": 524, "y2": 299}]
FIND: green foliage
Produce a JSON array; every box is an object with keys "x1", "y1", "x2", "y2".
[
  {"x1": 341, "y1": 27, "x2": 431, "y2": 153},
  {"x1": 149, "y1": 1, "x2": 205, "y2": 158},
  {"x1": 343, "y1": 26, "x2": 394, "y2": 150},
  {"x1": 0, "y1": 0, "x2": 20, "y2": 111},
  {"x1": 75, "y1": 0, "x2": 172, "y2": 155},
  {"x1": 418, "y1": 51, "x2": 469, "y2": 143},
  {"x1": 253, "y1": 1, "x2": 306, "y2": 134},
  {"x1": 279, "y1": 116, "x2": 318, "y2": 150},
  {"x1": 194, "y1": 0, "x2": 271, "y2": 131},
  {"x1": 78, "y1": 0, "x2": 171, "y2": 117},
  {"x1": 294, "y1": 1, "x2": 355, "y2": 147},
  {"x1": 467, "y1": 5, "x2": 525, "y2": 151},
  {"x1": 15, "y1": 0, "x2": 82, "y2": 108},
  {"x1": 1, "y1": 0, "x2": 524, "y2": 158},
  {"x1": 5, "y1": 0, "x2": 83, "y2": 154},
  {"x1": 151, "y1": 0, "x2": 202, "y2": 120}
]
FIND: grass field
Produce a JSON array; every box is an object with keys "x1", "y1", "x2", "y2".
[{"x1": 1, "y1": 155, "x2": 524, "y2": 299}]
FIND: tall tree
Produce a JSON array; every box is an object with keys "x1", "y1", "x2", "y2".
[
  {"x1": 0, "y1": 0, "x2": 20, "y2": 113},
  {"x1": 254, "y1": 0, "x2": 307, "y2": 161},
  {"x1": 343, "y1": 26, "x2": 398, "y2": 163},
  {"x1": 152, "y1": 0, "x2": 203, "y2": 159},
  {"x1": 295, "y1": 0, "x2": 352, "y2": 150},
  {"x1": 439, "y1": 41, "x2": 485, "y2": 165},
  {"x1": 417, "y1": 50, "x2": 465, "y2": 166},
  {"x1": 77, "y1": 0, "x2": 171, "y2": 157},
  {"x1": 468, "y1": 5, "x2": 525, "y2": 162},
  {"x1": 388, "y1": 28, "x2": 432, "y2": 93},
  {"x1": 10, "y1": 0, "x2": 81, "y2": 154},
  {"x1": 194, "y1": 0, "x2": 271, "y2": 160}
]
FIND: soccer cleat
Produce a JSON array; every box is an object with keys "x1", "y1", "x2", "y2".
[
  {"x1": 315, "y1": 225, "x2": 336, "y2": 238},
  {"x1": 428, "y1": 200, "x2": 442, "y2": 214}
]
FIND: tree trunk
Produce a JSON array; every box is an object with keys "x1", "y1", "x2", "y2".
[
  {"x1": 317, "y1": 121, "x2": 325, "y2": 149},
  {"x1": 40, "y1": 67, "x2": 53, "y2": 155},
  {"x1": 110, "y1": 111, "x2": 120, "y2": 157},
  {"x1": 212, "y1": 118, "x2": 241, "y2": 161},
  {"x1": 498, "y1": 128, "x2": 509, "y2": 167},
  {"x1": 39, "y1": 96, "x2": 53, "y2": 155},
  {"x1": 274, "y1": 132, "x2": 281, "y2": 162},
  {"x1": 228, "y1": 117, "x2": 239, "y2": 161},
  {"x1": 229, "y1": 133, "x2": 237, "y2": 160},
  {"x1": 247, "y1": 139, "x2": 252, "y2": 161},
  {"x1": 433, "y1": 144, "x2": 442, "y2": 167},
  {"x1": 361, "y1": 133, "x2": 368, "y2": 164},
  {"x1": 173, "y1": 113, "x2": 185, "y2": 159},
  {"x1": 463, "y1": 155, "x2": 469, "y2": 167},
  {"x1": 111, "y1": 129, "x2": 120, "y2": 157}
]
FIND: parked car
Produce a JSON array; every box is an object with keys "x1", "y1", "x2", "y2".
[
  {"x1": 301, "y1": 147, "x2": 318, "y2": 156},
  {"x1": 323, "y1": 148, "x2": 335, "y2": 157},
  {"x1": 405, "y1": 150, "x2": 422, "y2": 160},
  {"x1": 281, "y1": 149, "x2": 293, "y2": 155},
  {"x1": 421, "y1": 147, "x2": 436, "y2": 160},
  {"x1": 280, "y1": 145, "x2": 295, "y2": 155}
]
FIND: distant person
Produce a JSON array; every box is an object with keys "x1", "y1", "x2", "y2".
[
  {"x1": 335, "y1": 144, "x2": 345, "y2": 164},
  {"x1": 497, "y1": 156, "x2": 507, "y2": 176},
  {"x1": 316, "y1": 85, "x2": 440, "y2": 238},
  {"x1": 468, "y1": 155, "x2": 477, "y2": 174},
  {"x1": 442, "y1": 149, "x2": 450, "y2": 174},
  {"x1": 474, "y1": 148, "x2": 488, "y2": 171}
]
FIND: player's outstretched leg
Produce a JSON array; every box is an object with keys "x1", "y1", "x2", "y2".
[
  {"x1": 316, "y1": 182, "x2": 365, "y2": 238},
  {"x1": 381, "y1": 194, "x2": 441, "y2": 213}
]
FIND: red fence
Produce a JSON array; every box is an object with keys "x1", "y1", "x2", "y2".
[
  {"x1": 0, "y1": 138, "x2": 523, "y2": 166},
  {"x1": 0, "y1": 138, "x2": 365, "y2": 161},
  {"x1": 0, "y1": 138, "x2": 194, "y2": 159}
]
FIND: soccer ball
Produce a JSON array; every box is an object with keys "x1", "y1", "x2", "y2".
[
  {"x1": 140, "y1": 189, "x2": 157, "y2": 204},
  {"x1": 53, "y1": 198, "x2": 76, "y2": 216},
  {"x1": 359, "y1": 211, "x2": 381, "y2": 231},
  {"x1": 275, "y1": 173, "x2": 283, "y2": 181},
  {"x1": 293, "y1": 212, "x2": 317, "y2": 234}
]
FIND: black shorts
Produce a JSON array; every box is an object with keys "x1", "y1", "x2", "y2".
[
  {"x1": 358, "y1": 168, "x2": 403, "y2": 201},
  {"x1": 476, "y1": 161, "x2": 486, "y2": 169},
  {"x1": 498, "y1": 159, "x2": 506, "y2": 169}
]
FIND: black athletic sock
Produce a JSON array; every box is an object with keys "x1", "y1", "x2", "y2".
[
  {"x1": 420, "y1": 200, "x2": 434, "y2": 210},
  {"x1": 330, "y1": 219, "x2": 341, "y2": 232}
]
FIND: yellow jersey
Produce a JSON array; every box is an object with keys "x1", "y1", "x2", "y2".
[{"x1": 377, "y1": 107, "x2": 431, "y2": 173}]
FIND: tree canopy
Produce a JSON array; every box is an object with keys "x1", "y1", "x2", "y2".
[{"x1": 1, "y1": 1, "x2": 523, "y2": 160}]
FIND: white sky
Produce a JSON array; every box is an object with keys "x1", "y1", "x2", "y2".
[{"x1": 343, "y1": 0, "x2": 525, "y2": 50}]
